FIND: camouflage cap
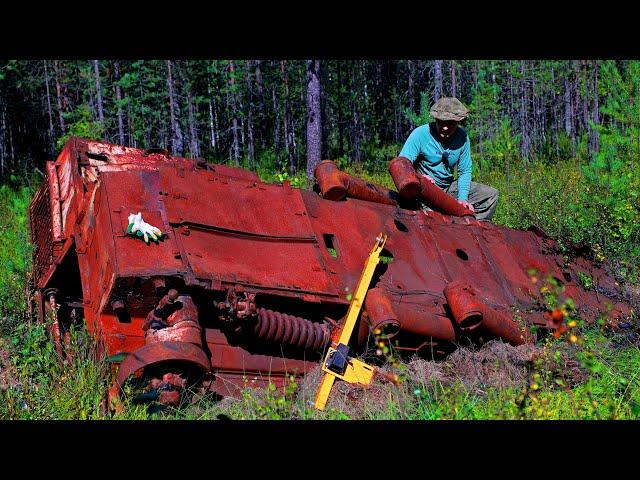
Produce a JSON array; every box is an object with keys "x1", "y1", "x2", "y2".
[{"x1": 430, "y1": 97, "x2": 469, "y2": 121}]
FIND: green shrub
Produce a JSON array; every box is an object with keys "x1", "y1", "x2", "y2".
[
  {"x1": 56, "y1": 105, "x2": 105, "y2": 150},
  {"x1": 0, "y1": 184, "x2": 33, "y2": 333}
]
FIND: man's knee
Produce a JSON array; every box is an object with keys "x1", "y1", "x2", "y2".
[{"x1": 476, "y1": 184, "x2": 499, "y2": 222}]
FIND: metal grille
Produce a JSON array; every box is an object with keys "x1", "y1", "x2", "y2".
[{"x1": 29, "y1": 181, "x2": 53, "y2": 284}]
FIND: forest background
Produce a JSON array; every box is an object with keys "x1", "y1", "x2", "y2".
[{"x1": 0, "y1": 59, "x2": 639, "y2": 419}]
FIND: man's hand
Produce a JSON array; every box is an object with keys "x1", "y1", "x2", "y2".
[
  {"x1": 458, "y1": 200, "x2": 475, "y2": 213},
  {"x1": 420, "y1": 173, "x2": 436, "y2": 185}
]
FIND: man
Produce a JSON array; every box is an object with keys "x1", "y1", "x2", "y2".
[{"x1": 399, "y1": 97, "x2": 498, "y2": 221}]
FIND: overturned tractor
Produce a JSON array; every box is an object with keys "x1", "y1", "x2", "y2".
[{"x1": 28, "y1": 138, "x2": 633, "y2": 406}]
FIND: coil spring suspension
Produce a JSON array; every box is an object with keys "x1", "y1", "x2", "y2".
[{"x1": 253, "y1": 308, "x2": 330, "y2": 352}]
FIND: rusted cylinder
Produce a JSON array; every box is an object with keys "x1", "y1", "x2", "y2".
[
  {"x1": 480, "y1": 307, "x2": 528, "y2": 346},
  {"x1": 363, "y1": 288, "x2": 401, "y2": 337},
  {"x1": 389, "y1": 157, "x2": 422, "y2": 199},
  {"x1": 314, "y1": 160, "x2": 397, "y2": 205},
  {"x1": 314, "y1": 160, "x2": 348, "y2": 201},
  {"x1": 387, "y1": 156, "x2": 474, "y2": 217},
  {"x1": 443, "y1": 281, "x2": 527, "y2": 346},
  {"x1": 391, "y1": 302, "x2": 457, "y2": 342},
  {"x1": 418, "y1": 176, "x2": 474, "y2": 217},
  {"x1": 344, "y1": 176, "x2": 397, "y2": 205},
  {"x1": 443, "y1": 281, "x2": 483, "y2": 330}
]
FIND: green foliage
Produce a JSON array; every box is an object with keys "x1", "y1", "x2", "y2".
[
  {"x1": 404, "y1": 91, "x2": 433, "y2": 127},
  {"x1": 274, "y1": 170, "x2": 305, "y2": 188},
  {"x1": 56, "y1": 105, "x2": 106, "y2": 149},
  {"x1": 578, "y1": 271, "x2": 594, "y2": 290},
  {"x1": 473, "y1": 118, "x2": 521, "y2": 173},
  {"x1": 361, "y1": 142, "x2": 403, "y2": 173},
  {"x1": 476, "y1": 154, "x2": 640, "y2": 281},
  {"x1": 247, "y1": 378, "x2": 299, "y2": 420},
  {"x1": 0, "y1": 184, "x2": 33, "y2": 333},
  {"x1": 258, "y1": 167, "x2": 309, "y2": 189},
  {"x1": 0, "y1": 321, "x2": 110, "y2": 420}
]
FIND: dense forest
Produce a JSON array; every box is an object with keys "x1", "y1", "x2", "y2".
[{"x1": 0, "y1": 60, "x2": 633, "y2": 179}]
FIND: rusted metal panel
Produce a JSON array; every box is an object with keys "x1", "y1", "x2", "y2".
[
  {"x1": 46, "y1": 161, "x2": 63, "y2": 241},
  {"x1": 160, "y1": 168, "x2": 314, "y2": 238},
  {"x1": 100, "y1": 169, "x2": 184, "y2": 278},
  {"x1": 158, "y1": 168, "x2": 338, "y2": 297},
  {"x1": 205, "y1": 328, "x2": 312, "y2": 375}
]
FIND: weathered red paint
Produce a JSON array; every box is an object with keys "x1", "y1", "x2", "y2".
[{"x1": 28, "y1": 138, "x2": 634, "y2": 400}]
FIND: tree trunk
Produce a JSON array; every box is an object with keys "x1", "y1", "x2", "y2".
[
  {"x1": 350, "y1": 62, "x2": 362, "y2": 163},
  {"x1": 207, "y1": 79, "x2": 216, "y2": 150},
  {"x1": 433, "y1": 60, "x2": 443, "y2": 101},
  {"x1": 52, "y1": 60, "x2": 66, "y2": 133},
  {"x1": 213, "y1": 98, "x2": 220, "y2": 156},
  {"x1": 408, "y1": 60, "x2": 415, "y2": 128},
  {"x1": 93, "y1": 60, "x2": 105, "y2": 126},
  {"x1": 166, "y1": 60, "x2": 184, "y2": 156},
  {"x1": 551, "y1": 65, "x2": 560, "y2": 158},
  {"x1": 337, "y1": 61, "x2": 345, "y2": 158},
  {"x1": 272, "y1": 85, "x2": 282, "y2": 171},
  {"x1": 43, "y1": 61, "x2": 55, "y2": 151},
  {"x1": 306, "y1": 59, "x2": 322, "y2": 181},
  {"x1": 281, "y1": 60, "x2": 295, "y2": 176},
  {"x1": 127, "y1": 98, "x2": 133, "y2": 147},
  {"x1": 228, "y1": 60, "x2": 240, "y2": 165},
  {"x1": 0, "y1": 94, "x2": 5, "y2": 176},
  {"x1": 590, "y1": 60, "x2": 600, "y2": 160},
  {"x1": 114, "y1": 61, "x2": 125, "y2": 145},
  {"x1": 245, "y1": 61, "x2": 256, "y2": 169},
  {"x1": 563, "y1": 72, "x2": 574, "y2": 151},
  {"x1": 581, "y1": 62, "x2": 590, "y2": 156},
  {"x1": 450, "y1": 60, "x2": 457, "y2": 97},
  {"x1": 573, "y1": 60, "x2": 583, "y2": 141},
  {"x1": 138, "y1": 80, "x2": 147, "y2": 148},
  {"x1": 508, "y1": 61, "x2": 514, "y2": 122},
  {"x1": 520, "y1": 62, "x2": 531, "y2": 161},
  {"x1": 187, "y1": 89, "x2": 199, "y2": 157}
]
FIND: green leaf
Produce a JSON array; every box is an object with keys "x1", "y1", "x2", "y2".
[{"x1": 105, "y1": 352, "x2": 127, "y2": 363}]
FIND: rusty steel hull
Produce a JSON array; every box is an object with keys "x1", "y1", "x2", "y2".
[{"x1": 28, "y1": 138, "x2": 633, "y2": 397}]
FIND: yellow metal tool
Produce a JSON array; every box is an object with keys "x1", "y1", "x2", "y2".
[{"x1": 314, "y1": 232, "x2": 387, "y2": 411}]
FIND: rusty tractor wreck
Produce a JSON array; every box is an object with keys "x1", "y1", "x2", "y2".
[{"x1": 28, "y1": 138, "x2": 633, "y2": 406}]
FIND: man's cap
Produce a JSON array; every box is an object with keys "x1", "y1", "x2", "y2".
[{"x1": 430, "y1": 97, "x2": 469, "y2": 121}]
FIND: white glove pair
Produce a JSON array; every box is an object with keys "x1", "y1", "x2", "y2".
[{"x1": 126, "y1": 212, "x2": 163, "y2": 244}]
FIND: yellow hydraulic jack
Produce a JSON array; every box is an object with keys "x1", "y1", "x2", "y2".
[{"x1": 314, "y1": 232, "x2": 387, "y2": 411}]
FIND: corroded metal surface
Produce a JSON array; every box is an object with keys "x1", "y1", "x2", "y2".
[
  {"x1": 115, "y1": 340, "x2": 211, "y2": 389},
  {"x1": 28, "y1": 138, "x2": 634, "y2": 399}
]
